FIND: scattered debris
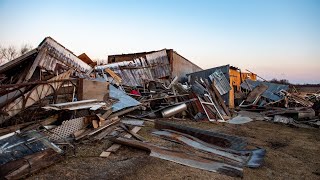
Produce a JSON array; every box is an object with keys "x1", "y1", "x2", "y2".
[
  {"x1": 228, "y1": 115, "x2": 253, "y2": 124},
  {"x1": 0, "y1": 36, "x2": 318, "y2": 179}
]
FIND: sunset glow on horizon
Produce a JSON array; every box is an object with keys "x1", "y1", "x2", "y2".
[{"x1": 0, "y1": 0, "x2": 319, "y2": 84}]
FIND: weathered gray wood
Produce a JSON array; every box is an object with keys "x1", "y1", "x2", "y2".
[
  {"x1": 78, "y1": 79, "x2": 109, "y2": 101},
  {"x1": 211, "y1": 82, "x2": 231, "y2": 116},
  {"x1": 99, "y1": 126, "x2": 141, "y2": 157}
]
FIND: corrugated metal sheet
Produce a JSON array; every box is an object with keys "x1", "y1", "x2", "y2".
[
  {"x1": 38, "y1": 37, "x2": 93, "y2": 74},
  {"x1": 96, "y1": 50, "x2": 171, "y2": 87},
  {"x1": 146, "y1": 50, "x2": 171, "y2": 78},
  {"x1": 109, "y1": 84, "x2": 141, "y2": 112},
  {"x1": 241, "y1": 79, "x2": 289, "y2": 101},
  {"x1": 187, "y1": 65, "x2": 230, "y2": 84},
  {"x1": 0, "y1": 130, "x2": 62, "y2": 166},
  {"x1": 209, "y1": 69, "x2": 231, "y2": 95},
  {"x1": 187, "y1": 65, "x2": 230, "y2": 105}
]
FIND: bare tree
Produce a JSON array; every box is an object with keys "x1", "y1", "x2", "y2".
[
  {"x1": 1, "y1": 45, "x2": 17, "y2": 61},
  {"x1": 269, "y1": 78, "x2": 290, "y2": 85},
  {"x1": 0, "y1": 44, "x2": 33, "y2": 64},
  {"x1": 20, "y1": 44, "x2": 33, "y2": 55}
]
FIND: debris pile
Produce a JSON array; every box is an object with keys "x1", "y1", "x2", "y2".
[{"x1": 0, "y1": 36, "x2": 318, "y2": 178}]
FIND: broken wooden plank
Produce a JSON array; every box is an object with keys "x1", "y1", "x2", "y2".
[
  {"x1": 87, "y1": 117, "x2": 120, "y2": 136},
  {"x1": 100, "y1": 126, "x2": 141, "y2": 157},
  {"x1": 23, "y1": 115, "x2": 59, "y2": 131},
  {"x1": 125, "y1": 115, "x2": 155, "y2": 123},
  {"x1": 72, "y1": 129, "x2": 86, "y2": 138},
  {"x1": 93, "y1": 125, "x2": 117, "y2": 141},
  {"x1": 105, "y1": 68, "x2": 122, "y2": 84},
  {"x1": 109, "y1": 105, "x2": 141, "y2": 119},
  {"x1": 211, "y1": 82, "x2": 231, "y2": 116},
  {"x1": 0, "y1": 121, "x2": 34, "y2": 135},
  {"x1": 99, "y1": 151, "x2": 111, "y2": 157},
  {"x1": 92, "y1": 120, "x2": 99, "y2": 128},
  {"x1": 245, "y1": 84, "x2": 268, "y2": 104},
  {"x1": 101, "y1": 109, "x2": 113, "y2": 119},
  {"x1": 74, "y1": 129, "x2": 93, "y2": 141},
  {"x1": 119, "y1": 124, "x2": 145, "y2": 141}
]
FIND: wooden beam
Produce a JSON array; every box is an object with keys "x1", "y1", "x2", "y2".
[
  {"x1": 211, "y1": 83, "x2": 231, "y2": 116},
  {"x1": 105, "y1": 68, "x2": 122, "y2": 84},
  {"x1": 99, "y1": 126, "x2": 141, "y2": 157}
]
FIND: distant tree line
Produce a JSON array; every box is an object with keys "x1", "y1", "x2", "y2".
[
  {"x1": 269, "y1": 78, "x2": 320, "y2": 86},
  {"x1": 0, "y1": 44, "x2": 33, "y2": 65},
  {"x1": 269, "y1": 78, "x2": 291, "y2": 85}
]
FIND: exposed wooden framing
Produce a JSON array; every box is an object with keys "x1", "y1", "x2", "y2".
[
  {"x1": 0, "y1": 70, "x2": 72, "y2": 124},
  {"x1": 21, "y1": 48, "x2": 47, "y2": 83},
  {"x1": 211, "y1": 83, "x2": 231, "y2": 116}
]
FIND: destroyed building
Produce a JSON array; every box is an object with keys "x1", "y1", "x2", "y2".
[
  {"x1": 107, "y1": 49, "x2": 203, "y2": 82},
  {"x1": 187, "y1": 64, "x2": 257, "y2": 108},
  {"x1": 0, "y1": 36, "x2": 319, "y2": 179}
]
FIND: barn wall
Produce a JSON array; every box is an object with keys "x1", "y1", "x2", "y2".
[{"x1": 171, "y1": 51, "x2": 202, "y2": 81}]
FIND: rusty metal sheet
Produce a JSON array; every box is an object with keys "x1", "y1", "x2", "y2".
[
  {"x1": 111, "y1": 137, "x2": 243, "y2": 177},
  {"x1": 152, "y1": 130, "x2": 245, "y2": 163},
  {"x1": 152, "y1": 130, "x2": 266, "y2": 168},
  {"x1": 155, "y1": 120, "x2": 247, "y2": 150},
  {"x1": 146, "y1": 50, "x2": 171, "y2": 79}
]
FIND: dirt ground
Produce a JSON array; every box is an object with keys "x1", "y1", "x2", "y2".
[{"x1": 27, "y1": 112, "x2": 320, "y2": 180}]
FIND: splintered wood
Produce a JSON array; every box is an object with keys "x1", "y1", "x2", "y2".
[{"x1": 100, "y1": 126, "x2": 142, "y2": 157}]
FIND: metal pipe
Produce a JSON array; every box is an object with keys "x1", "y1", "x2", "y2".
[{"x1": 161, "y1": 103, "x2": 187, "y2": 118}]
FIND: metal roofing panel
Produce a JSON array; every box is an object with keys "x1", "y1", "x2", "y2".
[
  {"x1": 241, "y1": 79, "x2": 289, "y2": 101},
  {"x1": 186, "y1": 65, "x2": 230, "y2": 105},
  {"x1": 96, "y1": 50, "x2": 171, "y2": 87},
  {"x1": 109, "y1": 84, "x2": 141, "y2": 112},
  {"x1": 39, "y1": 37, "x2": 93, "y2": 74},
  {"x1": 209, "y1": 69, "x2": 231, "y2": 95}
]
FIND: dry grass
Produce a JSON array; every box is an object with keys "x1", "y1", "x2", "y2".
[{"x1": 27, "y1": 117, "x2": 320, "y2": 180}]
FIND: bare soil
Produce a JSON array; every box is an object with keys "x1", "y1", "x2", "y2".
[{"x1": 27, "y1": 115, "x2": 320, "y2": 180}]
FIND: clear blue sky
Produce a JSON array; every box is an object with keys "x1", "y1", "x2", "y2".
[{"x1": 0, "y1": 0, "x2": 319, "y2": 84}]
